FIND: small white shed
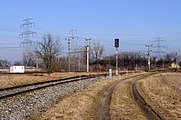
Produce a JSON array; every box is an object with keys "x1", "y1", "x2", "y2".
[{"x1": 10, "y1": 66, "x2": 25, "y2": 73}]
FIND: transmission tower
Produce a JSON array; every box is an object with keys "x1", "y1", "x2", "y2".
[
  {"x1": 152, "y1": 37, "x2": 167, "y2": 68},
  {"x1": 19, "y1": 18, "x2": 36, "y2": 67},
  {"x1": 19, "y1": 18, "x2": 36, "y2": 52},
  {"x1": 66, "y1": 29, "x2": 78, "y2": 72},
  {"x1": 69, "y1": 29, "x2": 78, "y2": 50}
]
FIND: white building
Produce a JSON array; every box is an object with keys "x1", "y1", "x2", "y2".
[{"x1": 10, "y1": 66, "x2": 25, "y2": 73}]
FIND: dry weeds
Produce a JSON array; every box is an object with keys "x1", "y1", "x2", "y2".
[
  {"x1": 137, "y1": 73, "x2": 181, "y2": 120},
  {"x1": 0, "y1": 72, "x2": 107, "y2": 88},
  {"x1": 29, "y1": 76, "x2": 124, "y2": 120},
  {"x1": 110, "y1": 78, "x2": 147, "y2": 120}
]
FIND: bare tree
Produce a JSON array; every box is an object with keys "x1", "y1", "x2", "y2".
[
  {"x1": 13, "y1": 61, "x2": 23, "y2": 66},
  {"x1": 35, "y1": 34, "x2": 62, "y2": 72},
  {"x1": 91, "y1": 42, "x2": 104, "y2": 62},
  {"x1": 0, "y1": 59, "x2": 11, "y2": 67},
  {"x1": 23, "y1": 52, "x2": 36, "y2": 67}
]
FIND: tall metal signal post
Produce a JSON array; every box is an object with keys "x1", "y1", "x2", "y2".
[{"x1": 115, "y1": 38, "x2": 119, "y2": 75}]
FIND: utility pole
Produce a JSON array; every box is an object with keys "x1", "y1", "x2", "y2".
[
  {"x1": 67, "y1": 38, "x2": 71, "y2": 72},
  {"x1": 176, "y1": 52, "x2": 178, "y2": 70},
  {"x1": 85, "y1": 38, "x2": 91, "y2": 72},
  {"x1": 146, "y1": 44, "x2": 152, "y2": 71},
  {"x1": 115, "y1": 38, "x2": 119, "y2": 75}
]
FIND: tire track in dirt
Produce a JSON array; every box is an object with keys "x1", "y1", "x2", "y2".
[
  {"x1": 98, "y1": 80, "x2": 120, "y2": 120},
  {"x1": 98, "y1": 74, "x2": 150, "y2": 120},
  {"x1": 132, "y1": 81, "x2": 162, "y2": 120}
]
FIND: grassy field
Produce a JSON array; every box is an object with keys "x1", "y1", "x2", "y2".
[
  {"x1": 137, "y1": 73, "x2": 181, "y2": 120},
  {"x1": 0, "y1": 72, "x2": 107, "y2": 88},
  {"x1": 110, "y1": 78, "x2": 147, "y2": 120}
]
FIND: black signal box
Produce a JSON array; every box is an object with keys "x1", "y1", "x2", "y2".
[{"x1": 115, "y1": 39, "x2": 119, "y2": 48}]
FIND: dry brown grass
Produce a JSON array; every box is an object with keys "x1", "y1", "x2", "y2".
[
  {"x1": 137, "y1": 73, "x2": 181, "y2": 120},
  {"x1": 110, "y1": 77, "x2": 147, "y2": 120},
  {"x1": 29, "y1": 76, "x2": 123, "y2": 120},
  {"x1": 0, "y1": 72, "x2": 108, "y2": 88}
]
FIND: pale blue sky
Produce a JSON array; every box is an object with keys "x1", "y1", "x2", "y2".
[{"x1": 0, "y1": 0, "x2": 181, "y2": 61}]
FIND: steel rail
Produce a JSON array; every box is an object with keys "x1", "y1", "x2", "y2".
[{"x1": 0, "y1": 75, "x2": 97, "y2": 99}]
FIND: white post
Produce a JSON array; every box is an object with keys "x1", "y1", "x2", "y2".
[
  {"x1": 87, "y1": 45, "x2": 89, "y2": 72},
  {"x1": 109, "y1": 69, "x2": 112, "y2": 79},
  {"x1": 116, "y1": 49, "x2": 119, "y2": 75},
  {"x1": 85, "y1": 38, "x2": 91, "y2": 72}
]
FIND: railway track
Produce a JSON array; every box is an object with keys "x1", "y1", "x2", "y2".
[
  {"x1": 0, "y1": 74, "x2": 105, "y2": 120},
  {"x1": 0, "y1": 75, "x2": 98, "y2": 99}
]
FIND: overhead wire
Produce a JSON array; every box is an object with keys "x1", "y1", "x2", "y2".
[{"x1": 1, "y1": 26, "x2": 179, "y2": 59}]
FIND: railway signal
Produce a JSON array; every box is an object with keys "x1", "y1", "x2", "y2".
[
  {"x1": 114, "y1": 38, "x2": 119, "y2": 75},
  {"x1": 115, "y1": 38, "x2": 119, "y2": 48}
]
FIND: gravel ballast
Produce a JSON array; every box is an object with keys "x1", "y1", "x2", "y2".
[{"x1": 0, "y1": 78, "x2": 98, "y2": 120}]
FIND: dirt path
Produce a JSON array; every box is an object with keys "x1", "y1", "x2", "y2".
[
  {"x1": 99, "y1": 73, "x2": 148, "y2": 120},
  {"x1": 132, "y1": 82, "x2": 162, "y2": 120},
  {"x1": 98, "y1": 80, "x2": 120, "y2": 120},
  {"x1": 108, "y1": 73, "x2": 162, "y2": 120}
]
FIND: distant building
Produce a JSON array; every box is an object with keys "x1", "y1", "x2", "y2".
[
  {"x1": 170, "y1": 62, "x2": 180, "y2": 69},
  {"x1": 10, "y1": 66, "x2": 25, "y2": 73}
]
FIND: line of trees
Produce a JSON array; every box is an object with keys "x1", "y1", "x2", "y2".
[{"x1": 1, "y1": 34, "x2": 180, "y2": 72}]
